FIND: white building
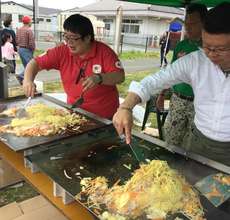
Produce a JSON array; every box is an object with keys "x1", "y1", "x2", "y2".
[
  {"x1": 62, "y1": 0, "x2": 184, "y2": 45},
  {"x1": 1, "y1": 1, "x2": 61, "y2": 40}
]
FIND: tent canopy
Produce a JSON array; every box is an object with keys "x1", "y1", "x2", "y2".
[{"x1": 121, "y1": 0, "x2": 230, "y2": 7}]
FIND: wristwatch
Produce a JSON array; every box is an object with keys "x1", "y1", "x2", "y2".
[{"x1": 94, "y1": 74, "x2": 103, "y2": 84}]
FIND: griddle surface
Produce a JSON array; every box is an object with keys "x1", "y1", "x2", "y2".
[
  {"x1": 27, "y1": 133, "x2": 230, "y2": 219},
  {"x1": 0, "y1": 96, "x2": 106, "y2": 151}
]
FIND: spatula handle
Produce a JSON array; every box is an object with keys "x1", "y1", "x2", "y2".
[{"x1": 24, "y1": 97, "x2": 32, "y2": 108}]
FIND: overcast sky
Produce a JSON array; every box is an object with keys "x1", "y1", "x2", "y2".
[{"x1": 2, "y1": 0, "x2": 97, "y2": 10}]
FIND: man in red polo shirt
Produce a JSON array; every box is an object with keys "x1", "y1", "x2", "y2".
[{"x1": 22, "y1": 14, "x2": 125, "y2": 119}]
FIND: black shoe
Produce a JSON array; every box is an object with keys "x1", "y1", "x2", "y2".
[{"x1": 15, "y1": 75, "x2": 23, "y2": 85}]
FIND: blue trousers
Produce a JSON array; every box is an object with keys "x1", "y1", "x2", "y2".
[{"x1": 18, "y1": 47, "x2": 33, "y2": 79}]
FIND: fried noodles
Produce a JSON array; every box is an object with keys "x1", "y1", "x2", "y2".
[{"x1": 78, "y1": 160, "x2": 204, "y2": 220}]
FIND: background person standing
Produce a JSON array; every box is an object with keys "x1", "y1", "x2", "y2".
[
  {"x1": 1, "y1": 17, "x2": 17, "y2": 73},
  {"x1": 16, "y1": 15, "x2": 35, "y2": 85},
  {"x1": 156, "y1": 4, "x2": 207, "y2": 147},
  {"x1": 1, "y1": 32, "x2": 17, "y2": 74},
  {"x1": 159, "y1": 31, "x2": 171, "y2": 67}
]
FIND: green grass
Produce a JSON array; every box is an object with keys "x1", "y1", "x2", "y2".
[
  {"x1": 44, "y1": 81, "x2": 64, "y2": 93},
  {"x1": 0, "y1": 182, "x2": 38, "y2": 207},
  {"x1": 119, "y1": 50, "x2": 173, "y2": 61},
  {"x1": 119, "y1": 51, "x2": 160, "y2": 60},
  {"x1": 16, "y1": 49, "x2": 46, "y2": 64},
  {"x1": 34, "y1": 49, "x2": 45, "y2": 57}
]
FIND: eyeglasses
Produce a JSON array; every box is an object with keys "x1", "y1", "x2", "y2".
[
  {"x1": 203, "y1": 46, "x2": 230, "y2": 55},
  {"x1": 62, "y1": 34, "x2": 81, "y2": 43}
]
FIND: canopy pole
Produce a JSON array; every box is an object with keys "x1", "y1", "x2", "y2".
[{"x1": 114, "y1": 5, "x2": 123, "y2": 55}]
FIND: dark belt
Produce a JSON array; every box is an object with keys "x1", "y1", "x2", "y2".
[{"x1": 174, "y1": 92, "x2": 194, "y2": 101}]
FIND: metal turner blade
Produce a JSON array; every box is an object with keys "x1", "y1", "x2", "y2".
[
  {"x1": 119, "y1": 134, "x2": 141, "y2": 163},
  {"x1": 16, "y1": 97, "x2": 32, "y2": 118},
  {"x1": 71, "y1": 92, "x2": 84, "y2": 108}
]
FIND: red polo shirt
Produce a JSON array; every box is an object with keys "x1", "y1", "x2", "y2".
[{"x1": 35, "y1": 41, "x2": 124, "y2": 119}]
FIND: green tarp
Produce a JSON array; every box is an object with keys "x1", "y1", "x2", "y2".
[{"x1": 121, "y1": 0, "x2": 230, "y2": 7}]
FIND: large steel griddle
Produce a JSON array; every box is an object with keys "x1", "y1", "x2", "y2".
[
  {"x1": 0, "y1": 94, "x2": 111, "y2": 152},
  {"x1": 26, "y1": 128, "x2": 230, "y2": 220}
]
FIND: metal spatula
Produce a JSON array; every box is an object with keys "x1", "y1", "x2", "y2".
[
  {"x1": 16, "y1": 97, "x2": 32, "y2": 118},
  {"x1": 71, "y1": 92, "x2": 84, "y2": 108},
  {"x1": 119, "y1": 134, "x2": 141, "y2": 163}
]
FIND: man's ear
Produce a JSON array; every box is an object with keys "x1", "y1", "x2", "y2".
[{"x1": 82, "y1": 35, "x2": 92, "y2": 43}]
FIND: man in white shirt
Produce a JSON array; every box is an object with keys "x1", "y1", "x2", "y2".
[{"x1": 113, "y1": 3, "x2": 230, "y2": 165}]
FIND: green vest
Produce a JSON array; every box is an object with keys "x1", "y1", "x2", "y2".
[{"x1": 172, "y1": 39, "x2": 201, "y2": 97}]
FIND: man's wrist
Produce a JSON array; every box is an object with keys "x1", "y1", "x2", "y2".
[
  {"x1": 94, "y1": 74, "x2": 103, "y2": 84},
  {"x1": 118, "y1": 105, "x2": 133, "y2": 113}
]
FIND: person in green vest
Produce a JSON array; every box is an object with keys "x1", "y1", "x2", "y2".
[{"x1": 156, "y1": 4, "x2": 207, "y2": 147}]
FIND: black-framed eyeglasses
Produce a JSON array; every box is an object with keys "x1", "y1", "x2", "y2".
[
  {"x1": 203, "y1": 46, "x2": 230, "y2": 55},
  {"x1": 62, "y1": 34, "x2": 81, "y2": 43}
]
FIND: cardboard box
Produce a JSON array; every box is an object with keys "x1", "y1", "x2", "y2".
[
  {"x1": 19, "y1": 195, "x2": 48, "y2": 214},
  {"x1": 0, "y1": 159, "x2": 23, "y2": 189},
  {"x1": 0, "y1": 202, "x2": 23, "y2": 220},
  {"x1": 14, "y1": 202, "x2": 68, "y2": 220}
]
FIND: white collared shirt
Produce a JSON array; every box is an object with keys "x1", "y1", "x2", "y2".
[{"x1": 129, "y1": 49, "x2": 230, "y2": 142}]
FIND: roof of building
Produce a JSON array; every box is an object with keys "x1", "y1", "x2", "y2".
[
  {"x1": 68, "y1": 0, "x2": 184, "y2": 16},
  {"x1": 2, "y1": 1, "x2": 62, "y2": 15}
]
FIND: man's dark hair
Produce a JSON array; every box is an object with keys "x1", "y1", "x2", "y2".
[
  {"x1": 186, "y1": 3, "x2": 208, "y2": 22},
  {"x1": 203, "y1": 2, "x2": 230, "y2": 34},
  {"x1": 63, "y1": 14, "x2": 94, "y2": 41},
  {"x1": 3, "y1": 18, "x2": 12, "y2": 28}
]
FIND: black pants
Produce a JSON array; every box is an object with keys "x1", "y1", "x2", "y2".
[{"x1": 160, "y1": 48, "x2": 168, "y2": 66}]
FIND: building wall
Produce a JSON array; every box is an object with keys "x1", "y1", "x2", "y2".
[
  {"x1": 1, "y1": 2, "x2": 57, "y2": 34},
  {"x1": 95, "y1": 14, "x2": 171, "y2": 46}
]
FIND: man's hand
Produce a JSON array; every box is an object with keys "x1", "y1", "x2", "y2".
[
  {"x1": 82, "y1": 74, "x2": 101, "y2": 92},
  {"x1": 113, "y1": 108, "x2": 133, "y2": 144},
  {"x1": 23, "y1": 79, "x2": 36, "y2": 97}
]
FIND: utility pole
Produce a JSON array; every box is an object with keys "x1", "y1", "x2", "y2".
[
  {"x1": 114, "y1": 5, "x2": 123, "y2": 55},
  {"x1": 0, "y1": 0, "x2": 2, "y2": 30},
  {"x1": 33, "y1": 0, "x2": 39, "y2": 40},
  {"x1": 0, "y1": 0, "x2": 2, "y2": 61}
]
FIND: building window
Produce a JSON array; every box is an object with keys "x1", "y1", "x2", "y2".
[
  {"x1": 46, "y1": 19, "x2": 51, "y2": 22},
  {"x1": 105, "y1": 23, "x2": 110, "y2": 31},
  {"x1": 103, "y1": 19, "x2": 113, "y2": 23},
  {"x1": 122, "y1": 19, "x2": 142, "y2": 24},
  {"x1": 122, "y1": 24, "x2": 140, "y2": 34},
  {"x1": 103, "y1": 19, "x2": 113, "y2": 31},
  {"x1": 38, "y1": 18, "x2": 44, "y2": 22},
  {"x1": 122, "y1": 19, "x2": 142, "y2": 34}
]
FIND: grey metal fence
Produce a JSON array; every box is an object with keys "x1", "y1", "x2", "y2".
[{"x1": 35, "y1": 30, "x2": 160, "y2": 53}]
